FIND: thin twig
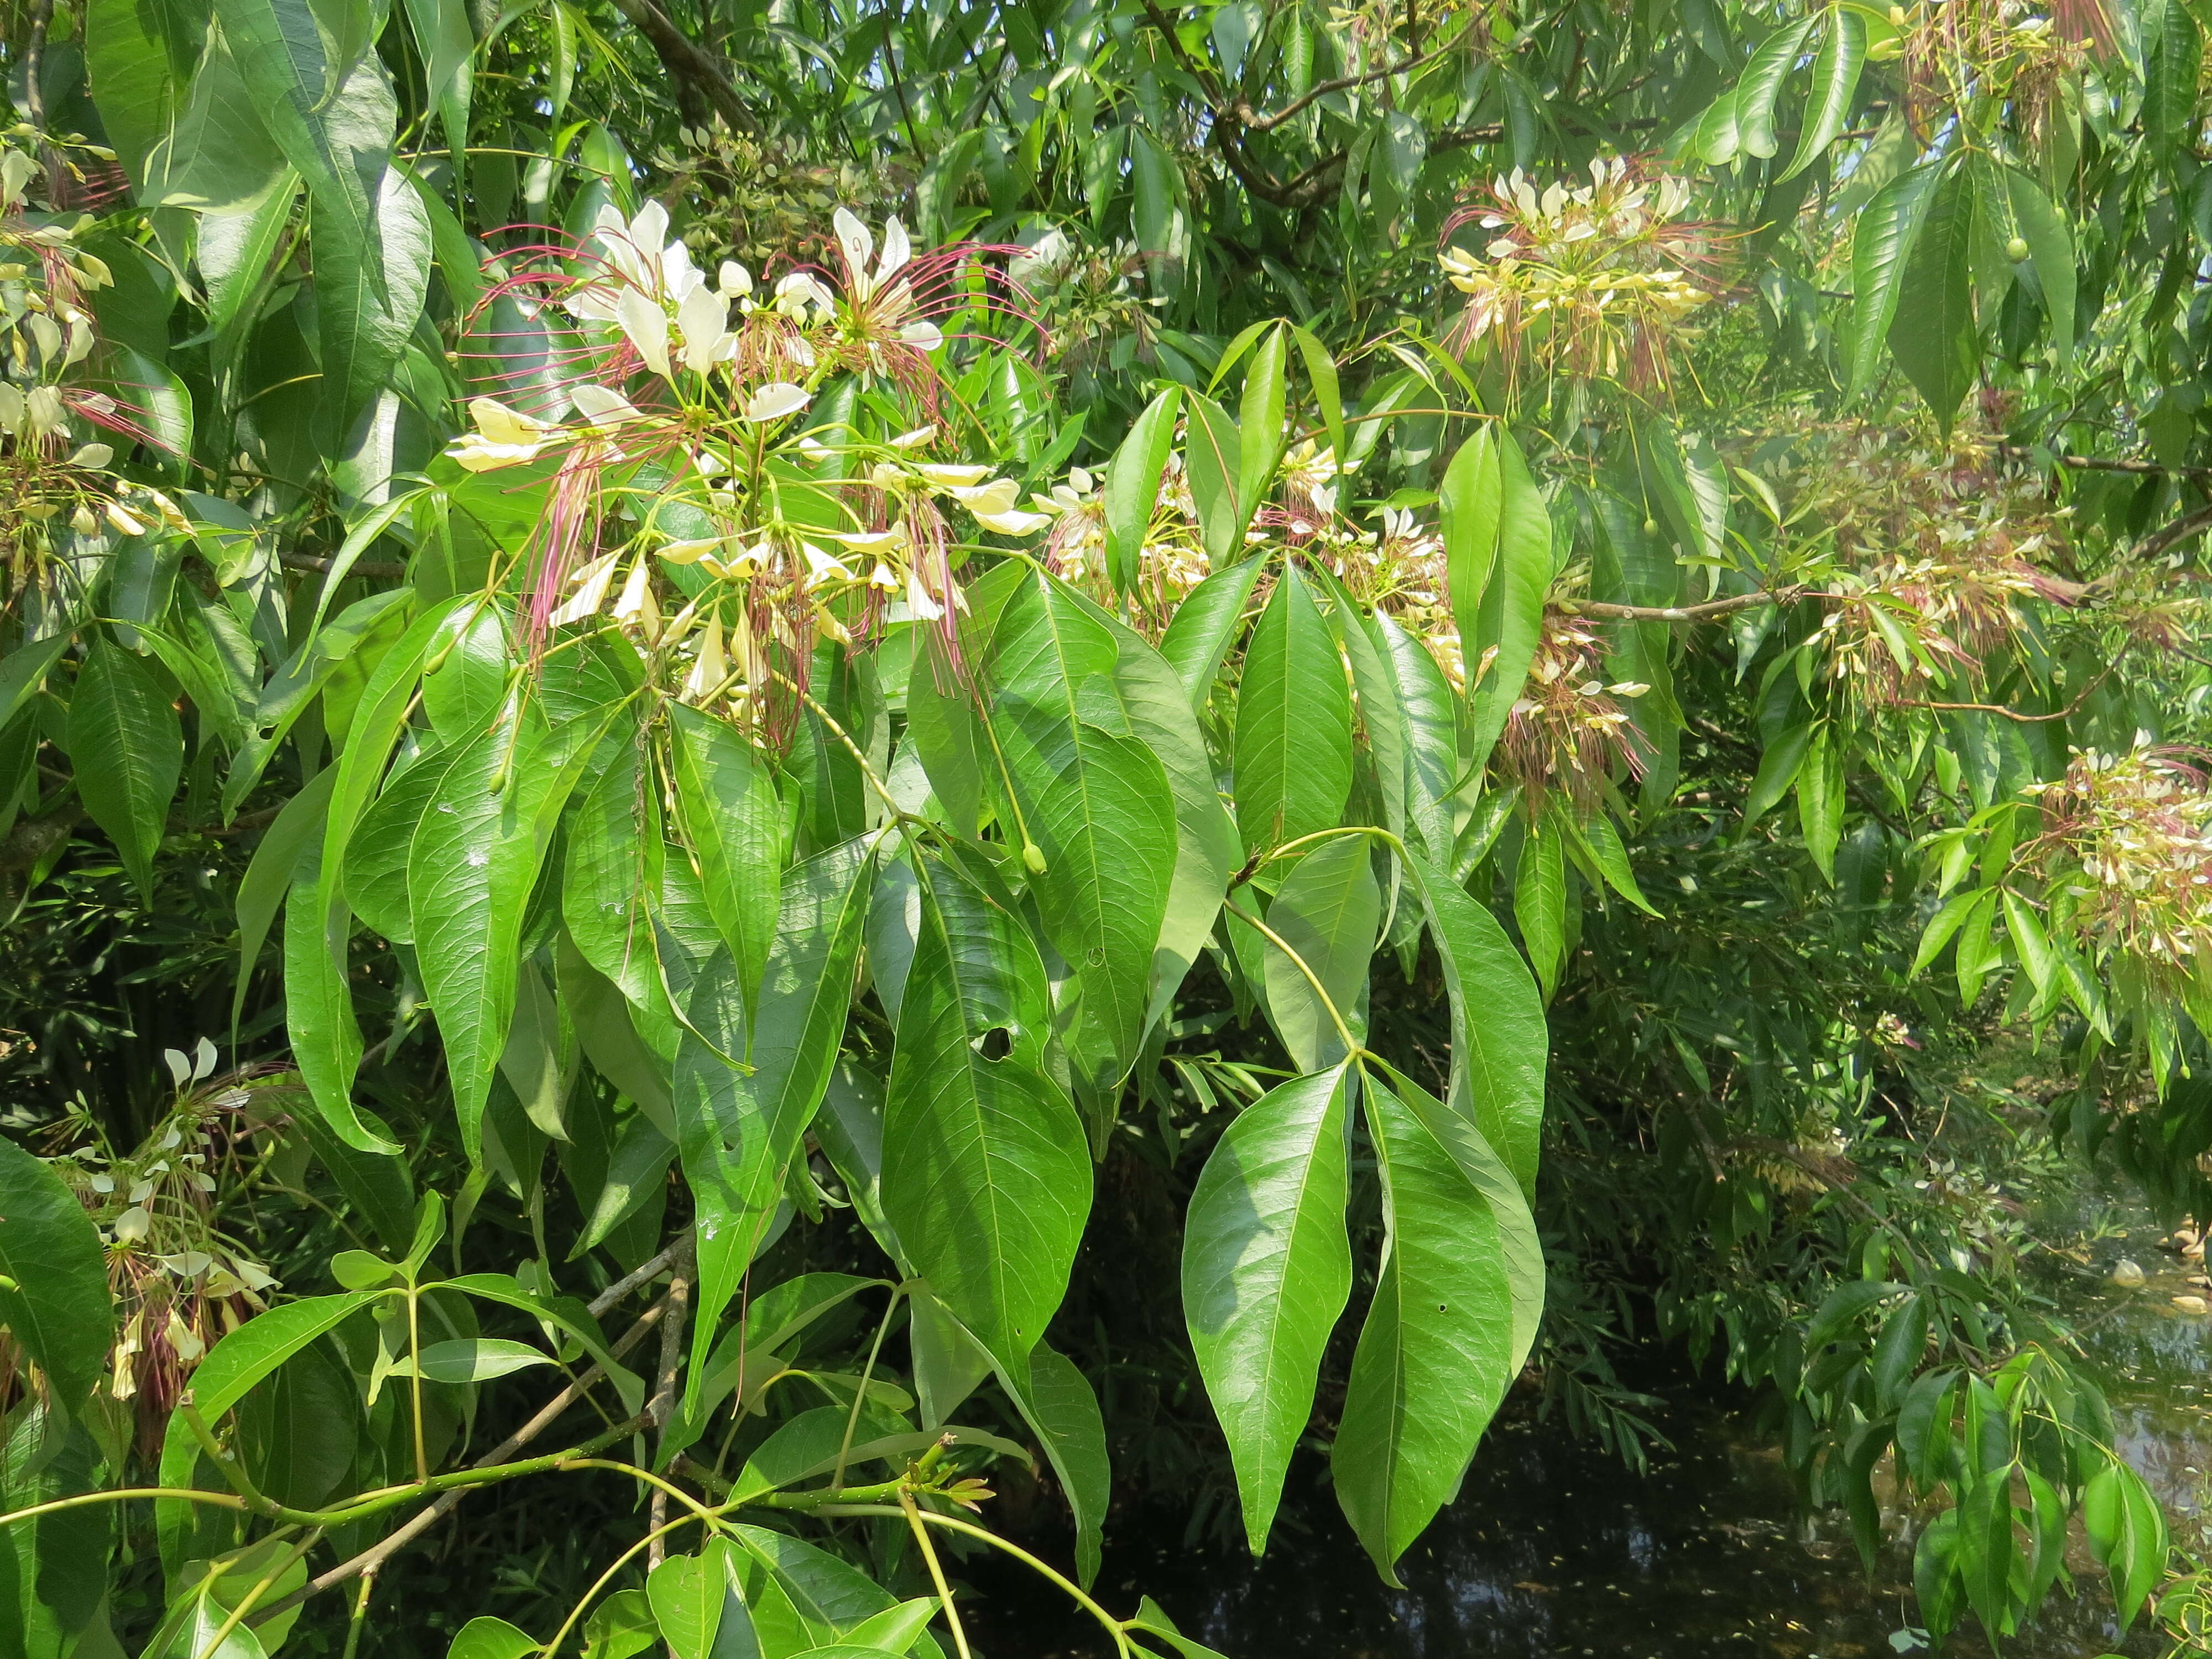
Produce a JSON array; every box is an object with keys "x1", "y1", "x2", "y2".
[
  {"x1": 645, "y1": 1237, "x2": 696, "y2": 1571},
  {"x1": 252, "y1": 1295, "x2": 672, "y2": 1623}
]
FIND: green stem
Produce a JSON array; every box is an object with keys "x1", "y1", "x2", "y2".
[
  {"x1": 832, "y1": 1285, "x2": 903, "y2": 1492},
  {"x1": 1221, "y1": 897, "x2": 1366, "y2": 1062},
  {"x1": 825, "y1": 1502, "x2": 1133, "y2": 1658},
  {"x1": 193, "y1": 1530, "x2": 322, "y2": 1659}
]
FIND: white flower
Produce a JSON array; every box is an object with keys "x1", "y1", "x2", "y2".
[
  {"x1": 822, "y1": 527, "x2": 906, "y2": 554},
  {"x1": 617, "y1": 288, "x2": 671, "y2": 380},
  {"x1": 682, "y1": 613, "x2": 728, "y2": 702},
  {"x1": 973, "y1": 507, "x2": 1052, "y2": 535},
  {"x1": 718, "y1": 260, "x2": 752, "y2": 298},
  {"x1": 900, "y1": 319, "x2": 944, "y2": 353},
  {"x1": 917, "y1": 463, "x2": 993, "y2": 490},
  {"x1": 570, "y1": 383, "x2": 646, "y2": 427},
  {"x1": 742, "y1": 382, "x2": 810, "y2": 424},
  {"x1": 68, "y1": 442, "x2": 112, "y2": 470},
  {"x1": 112, "y1": 1207, "x2": 151, "y2": 1244},
  {"x1": 549, "y1": 551, "x2": 622, "y2": 627},
  {"x1": 657, "y1": 538, "x2": 723, "y2": 565},
  {"x1": 676, "y1": 284, "x2": 734, "y2": 375},
  {"x1": 801, "y1": 543, "x2": 855, "y2": 587},
  {"x1": 774, "y1": 273, "x2": 837, "y2": 324},
  {"x1": 834, "y1": 208, "x2": 916, "y2": 303},
  {"x1": 951, "y1": 478, "x2": 1021, "y2": 516},
  {"x1": 868, "y1": 561, "x2": 900, "y2": 591},
  {"x1": 451, "y1": 399, "x2": 552, "y2": 471},
  {"x1": 890, "y1": 425, "x2": 937, "y2": 449},
  {"x1": 905, "y1": 565, "x2": 945, "y2": 622},
  {"x1": 612, "y1": 557, "x2": 659, "y2": 638},
  {"x1": 165, "y1": 1309, "x2": 205, "y2": 1363}
]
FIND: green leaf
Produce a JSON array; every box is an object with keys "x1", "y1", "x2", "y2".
[
  {"x1": 669, "y1": 704, "x2": 784, "y2": 1017},
  {"x1": 648, "y1": 1538, "x2": 735, "y2": 1659},
  {"x1": 1332, "y1": 1070, "x2": 1532, "y2": 1584},
  {"x1": 156, "y1": 1291, "x2": 379, "y2": 1574},
  {"x1": 385, "y1": 1337, "x2": 553, "y2": 1383},
  {"x1": 0, "y1": 632, "x2": 72, "y2": 734},
  {"x1": 564, "y1": 738, "x2": 671, "y2": 1025},
  {"x1": 1369, "y1": 615, "x2": 1459, "y2": 862},
  {"x1": 1736, "y1": 16, "x2": 1818, "y2": 159},
  {"x1": 1103, "y1": 388, "x2": 1181, "y2": 593},
  {"x1": 882, "y1": 857, "x2": 1089, "y2": 1379},
  {"x1": 409, "y1": 707, "x2": 561, "y2": 1161},
  {"x1": 84, "y1": 0, "x2": 191, "y2": 185},
  {"x1": 1128, "y1": 1597, "x2": 1231, "y2": 1659},
  {"x1": 69, "y1": 640, "x2": 181, "y2": 901},
  {"x1": 1885, "y1": 161, "x2": 1979, "y2": 432},
  {"x1": 1849, "y1": 161, "x2": 1945, "y2": 397},
  {"x1": 2142, "y1": 0, "x2": 2201, "y2": 154},
  {"x1": 1261, "y1": 838, "x2": 1379, "y2": 1071},
  {"x1": 447, "y1": 1616, "x2": 540, "y2": 1659},
  {"x1": 1157, "y1": 555, "x2": 1263, "y2": 711},
  {"x1": 345, "y1": 742, "x2": 457, "y2": 943},
  {"x1": 1019, "y1": 1345, "x2": 1111, "y2": 1588},
  {"x1": 1234, "y1": 565, "x2": 1352, "y2": 856},
  {"x1": 1182, "y1": 1065, "x2": 1352, "y2": 1554},
  {"x1": 284, "y1": 862, "x2": 398, "y2": 1155},
  {"x1": 1512, "y1": 818, "x2": 1566, "y2": 999},
  {"x1": 400, "y1": 0, "x2": 474, "y2": 160},
  {"x1": 422, "y1": 603, "x2": 513, "y2": 744},
  {"x1": 583, "y1": 1591, "x2": 659, "y2": 1659},
  {"x1": 1794, "y1": 724, "x2": 1844, "y2": 879},
  {"x1": 2085, "y1": 1461, "x2": 2167, "y2": 1631},
  {"x1": 1742, "y1": 720, "x2": 1813, "y2": 828},
  {"x1": 1779, "y1": 7, "x2": 1868, "y2": 181},
  {"x1": 1443, "y1": 430, "x2": 1552, "y2": 769},
  {"x1": 1238, "y1": 325, "x2": 1289, "y2": 512},
  {"x1": 233, "y1": 764, "x2": 336, "y2": 1028},
  {"x1": 2001, "y1": 163, "x2": 2075, "y2": 366},
  {"x1": 1288, "y1": 325, "x2": 1345, "y2": 473},
  {"x1": 0, "y1": 1138, "x2": 113, "y2": 1417},
  {"x1": 1404, "y1": 855, "x2": 1547, "y2": 1200},
  {"x1": 676, "y1": 837, "x2": 873, "y2": 1404},
  {"x1": 986, "y1": 573, "x2": 1178, "y2": 1091},
  {"x1": 1184, "y1": 390, "x2": 1244, "y2": 567}
]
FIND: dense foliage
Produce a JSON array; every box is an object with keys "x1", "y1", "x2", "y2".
[{"x1": 8, "y1": 0, "x2": 2212, "y2": 1652}]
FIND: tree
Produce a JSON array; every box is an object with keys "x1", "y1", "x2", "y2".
[{"x1": 0, "y1": 0, "x2": 2206, "y2": 1650}]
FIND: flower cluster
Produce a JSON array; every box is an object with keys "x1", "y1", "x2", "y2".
[
  {"x1": 1439, "y1": 159, "x2": 1717, "y2": 394},
  {"x1": 28, "y1": 1042, "x2": 282, "y2": 1450},
  {"x1": 1750, "y1": 424, "x2": 2075, "y2": 709},
  {"x1": 0, "y1": 138, "x2": 177, "y2": 604},
  {"x1": 2032, "y1": 747, "x2": 2212, "y2": 975},
  {"x1": 446, "y1": 206, "x2": 1057, "y2": 722},
  {"x1": 1495, "y1": 615, "x2": 1651, "y2": 817}
]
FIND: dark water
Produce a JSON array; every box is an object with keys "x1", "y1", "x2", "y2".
[{"x1": 962, "y1": 1215, "x2": 2212, "y2": 1658}]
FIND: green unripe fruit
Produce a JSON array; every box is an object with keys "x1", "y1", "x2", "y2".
[
  {"x1": 2005, "y1": 236, "x2": 2030, "y2": 262},
  {"x1": 1022, "y1": 841, "x2": 1048, "y2": 874}
]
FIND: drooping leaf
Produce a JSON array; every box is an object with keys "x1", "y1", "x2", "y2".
[
  {"x1": 409, "y1": 705, "x2": 560, "y2": 1161},
  {"x1": 1779, "y1": 7, "x2": 1868, "y2": 182},
  {"x1": 676, "y1": 838, "x2": 873, "y2": 1405},
  {"x1": 1885, "y1": 161, "x2": 1979, "y2": 432},
  {"x1": 1234, "y1": 565, "x2": 1351, "y2": 856},
  {"x1": 1403, "y1": 856, "x2": 1548, "y2": 1199},
  {"x1": 1849, "y1": 160, "x2": 1945, "y2": 396},
  {"x1": 1260, "y1": 836, "x2": 1379, "y2": 1071},
  {"x1": 881, "y1": 857, "x2": 1089, "y2": 1379},
  {"x1": 1182, "y1": 1065, "x2": 1353, "y2": 1554},
  {"x1": 0, "y1": 1138, "x2": 113, "y2": 1419},
  {"x1": 1331, "y1": 1071, "x2": 1529, "y2": 1584},
  {"x1": 69, "y1": 640, "x2": 180, "y2": 900},
  {"x1": 669, "y1": 703, "x2": 784, "y2": 1017},
  {"x1": 985, "y1": 574, "x2": 1177, "y2": 1092},
  {"x1": 1103, "y1": 388, "x2": 1181, "y2": 592}
]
